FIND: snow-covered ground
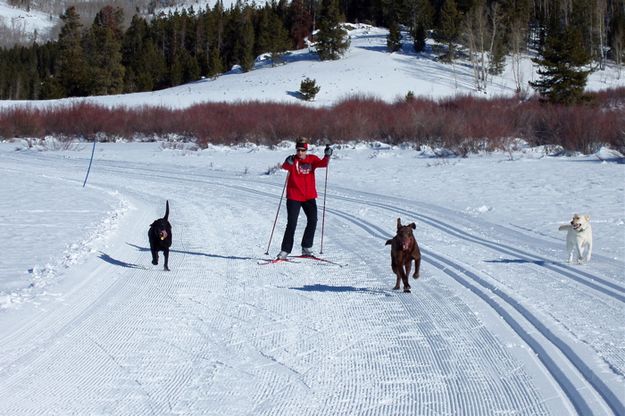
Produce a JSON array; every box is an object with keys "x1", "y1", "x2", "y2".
[
  {"x1": 0, "y1": 0, "x2": 264, "y2": 45},
  {"x1": 0, "y1": 140, "x2": 623, "y2": 415},
  {"x1": 1, "y1": 7, "x2": 624, "y2": 414},
  {"x1": 1, "y1": 25, "x2": 624, "y2": 111},
  {"x1": 0, "y1": 1, "x2": 55, "y2": 41}
]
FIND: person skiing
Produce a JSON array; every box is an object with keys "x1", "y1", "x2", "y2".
[{"x1": 276, "y1": 138, "x2": 333, "y2": 260}]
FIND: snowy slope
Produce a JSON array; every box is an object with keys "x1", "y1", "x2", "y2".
[
  {"x1": 0, "y1": 0, "x2": 266, "y2": 41},
  {"x1": 0, "y1": 1, "x2": 55, "y2": 38},
  {"x1": 0, "y1": 141, "x2": 623, "y2": 415}
]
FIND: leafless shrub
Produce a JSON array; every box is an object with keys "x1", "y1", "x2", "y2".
[{"x1": 1, "y1": 88, "x2": 623, "y2": 154}]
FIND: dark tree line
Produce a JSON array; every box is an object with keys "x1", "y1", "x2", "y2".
[
  {"x1": 1, "y1": 0, "x2": 624, "y2": 102},
  {"x1": 0, "y1": 1, "x2": 312, "y2": 99}
]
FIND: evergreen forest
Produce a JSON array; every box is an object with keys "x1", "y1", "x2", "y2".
[{"x1": 0, "y1": 0, "x2": 624, "y2": 103}]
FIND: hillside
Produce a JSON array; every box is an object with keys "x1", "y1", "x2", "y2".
[
  {"x1": 1, "y1": 24, "x2": 624, "y2": 111},
  {"x1": 0, "y1": 0, "x2": 260, "y2": 45}
]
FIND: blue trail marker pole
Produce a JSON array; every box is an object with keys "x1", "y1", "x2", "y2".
[{"x1": 82, "y1": 138, "x2": 96, "y2": 188}]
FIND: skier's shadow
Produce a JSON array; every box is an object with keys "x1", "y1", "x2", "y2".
[
  {"x1": 126, "y1": 242, "x2": 257, "y2": 261},
  {"x1": 290, "y1": 284, "x2": 390, "y2": 296}
]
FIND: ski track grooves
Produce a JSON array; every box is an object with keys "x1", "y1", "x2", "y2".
[
  {"x1": 226, "y1": 177, "x2": 623, "y2": 307},
  {"x1": 107, "y1": 163, "x2": 621, "y2": 415},
  {"x1": 325, "y1": 209, "x2": 622, "y2": 415},
  {"x1": 93, "y1": 161, "x2": 624, "y2": 306},
  {"x1": 165, "y1": 173, "x2": 624, "y2": 415},
  {"x1": 333, "y1": 194, "x2": 625, "y2": 302},
  {"x1": 90, "y1": 164, "x2": 551, "y2": 414},
  {"x1": 6, "y1": 155, "x2": 623, "y2": 414}
]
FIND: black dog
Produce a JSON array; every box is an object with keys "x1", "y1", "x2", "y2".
[{"x1": 148, "y1": 200, "x2": 172, "y2": 271}]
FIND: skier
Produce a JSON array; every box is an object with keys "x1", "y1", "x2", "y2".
[{"x1": 276, "y1": 138, "x2": 333, "y2": 260}]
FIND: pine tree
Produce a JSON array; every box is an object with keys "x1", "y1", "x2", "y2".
[
  {"x1": 208, "y1": 46, "x2": 223, "y2": 77},
  {"x1": 412, "y1": 22, "x2": 427, "y2": 52},
  {"x1": 86, "y1": 6, "x2": 125, "y2": 95},
  {"x1": 239, "y1": 8, "x2": 256, "y2": 71},
  {"x1": 39, "y1": 75, "x2": 65, "y2": 99},
  {"x1": 224, "y1": 4, "x2": 255, "y2": 72},
  {"x1": 256, "y1": 3, "x2": 291, "y2": 66},
  {"x1": 316, "y1": 0, "x2": 350, "y2": 60},
  {"x1": 179, "y1": 48, "x2": 201, "y2": 83},
  {"x1": 57, "y1": 6, "x2": 88, "y2": 96},
  {"x1": 256, "y1": 5, "x2": 274, "y2": 56},
  {"x1": 127, "y1": 16, "x2": 167, "y2": 92},
  {"x1": 438, "y1": 0, "x2": 461, "y2": 62},
  {"x1": 37, "y1": 42, "x2": 64, "y2": 99},
  {"x1": 488, "y1": 35, "x2": 507, "y2": 75},
  {"x1": 530, "y1": 23, "x2": 592, "y2": 104},
  {"x1": 408, "y1": 0, "x2": 432, "y2": 53},
  {"x1": 288, "y1": 0, "x2": 312, "y2": 49},
  {"x1": 169, "y1": 55, "x2": 184, "y2": 86},
  {"x1": 207, "y1": 1, "x2": 225, "y2": 77},
  {"x1": 299, "y1": 77, "x2": 320, "y2": 100},
  {"x1": 269, "y1": 9, "x2": 291, "y2": 65},
  {"x1": 387, "y1": 19, "x2": 402, "y2": 52},
  {"x1": 122, "y1": 15, "x2": 148, "y2": 92},
  {"x1": 194, "y1": 10, "x2": 210, "y2": 76}
]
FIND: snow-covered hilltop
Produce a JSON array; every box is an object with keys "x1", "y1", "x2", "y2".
[{"x1": 1, "y1": 24, "x2": 624, "y2": 111}]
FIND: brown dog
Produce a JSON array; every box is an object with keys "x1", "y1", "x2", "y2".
[{"x1": 385, "y1": 218, "x2": 421, "y2": 293}]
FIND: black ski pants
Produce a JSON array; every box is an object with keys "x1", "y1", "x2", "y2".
[{"x1": 280, "y1": 198, "x2": 317, "y2": 253}]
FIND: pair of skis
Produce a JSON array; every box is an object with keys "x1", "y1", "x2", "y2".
[{"x1": 258, "y1": 254, "x2": 345, "y2": 267}]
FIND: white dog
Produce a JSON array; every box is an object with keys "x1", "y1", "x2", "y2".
[{"x1": 558, "y1": 214, "x2": 592, "y2": 264}]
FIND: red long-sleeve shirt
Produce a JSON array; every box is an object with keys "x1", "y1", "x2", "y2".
[{"x1": 282, "y1": 154, "x2": 330, "y2": 201}]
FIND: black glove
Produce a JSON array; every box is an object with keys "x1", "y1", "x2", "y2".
[
  {"x1": 324, "y1": 145, "x2": 333, "y2": 157},
  {"x1": 285, "y1": 155, "x2": 295, "y2": 165}
]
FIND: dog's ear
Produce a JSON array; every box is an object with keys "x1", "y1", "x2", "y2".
[
  {"x1": 409, "y1": 222, "x2": 416, "y2": 229},
  {"x1": 385, "y1": 239, "x2": 393, "y2": 246},
  {"x1": 396, "y1": 218, "x2": 402, "y2": 230},
  {"x1": 584, "y1": 215, "x2": 590, "y2": 221}
]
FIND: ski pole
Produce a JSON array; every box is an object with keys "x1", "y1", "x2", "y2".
[
  {"x1": 320, "y1": 162, "x2": 329, "y2": 255},
  {"x1": 265, "y1": 172, "x2": 289, "y2": 255}
]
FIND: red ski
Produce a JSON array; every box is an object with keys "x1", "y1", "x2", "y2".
[
  {"x1": 289, "y1": 255, "x2": 345, "y2": 267},
  {"x1": 257, "y1": 258, "x2": 299, "y2": 265}
]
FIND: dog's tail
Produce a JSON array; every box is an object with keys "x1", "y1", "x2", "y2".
[
  {"x1": 385, "y1": 239, "x2": 393, "y2": 246},
  {"x1": 164, "y1": 200, "x2": 169, "y2": 220}
]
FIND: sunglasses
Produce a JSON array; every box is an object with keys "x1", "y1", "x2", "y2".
[{"x1": 296, "y1": 148, "x2": 307, "y2": 152}]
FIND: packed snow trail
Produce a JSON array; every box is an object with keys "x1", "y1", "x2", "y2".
[{"x1": 0, "y1": 146, "x2": 623, "y2": 415}]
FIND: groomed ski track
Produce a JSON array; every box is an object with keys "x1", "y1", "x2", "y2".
[{"x1": 0, "y1": 152, "x2": 623, "y2": 415}]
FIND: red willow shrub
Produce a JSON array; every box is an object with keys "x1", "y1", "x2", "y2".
[
  {"x1": 0, "y1": 107, "x2": 45, "y2": 137},
  {"x1": 0, "y1": 88, "x2": 623, "y2": 154}
]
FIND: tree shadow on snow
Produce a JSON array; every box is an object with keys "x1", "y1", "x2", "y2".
[
  {"x1": 563, "y1": 157, "x2": 625, "y2": 164},
  {"x1": 287, "y1": 90, "x2": 304, "y2": 100},
  {"x1": 126, "y1": 242, "x2": 257, "y2": 261},
  {"x1": 357, "y1": 44, "x2": 389, "y2": 53},
  {"x1": 485, "y1": 258, "x2": 556, "y2": 266}
]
